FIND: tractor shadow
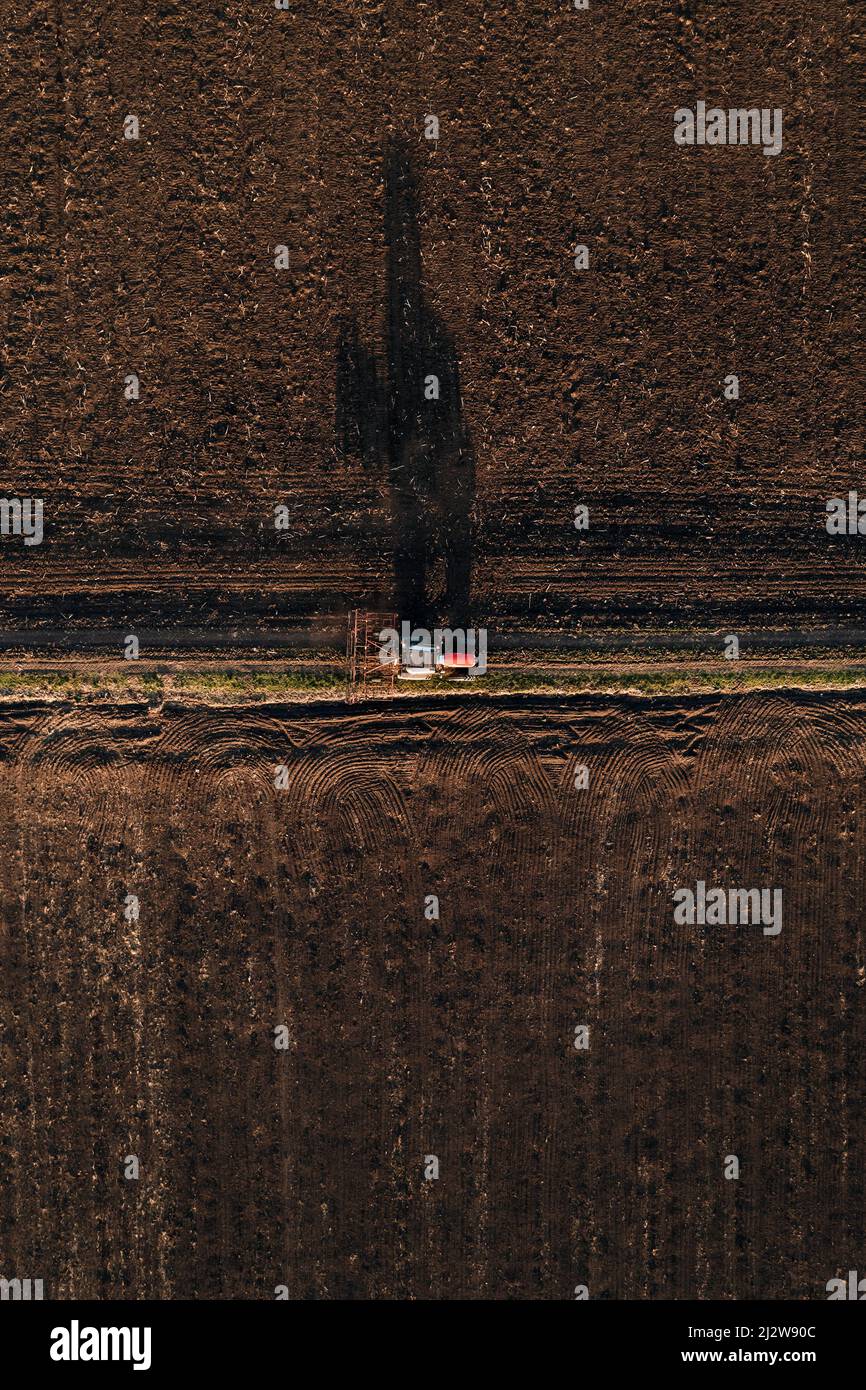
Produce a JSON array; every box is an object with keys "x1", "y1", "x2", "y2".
[{"x1": 336, "y1": 139, "x2": 475, "y2": 628}]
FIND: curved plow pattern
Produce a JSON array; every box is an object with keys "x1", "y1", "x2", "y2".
[{"x1": 0, "y1": 694, "x2": 863, "y2": 1300}]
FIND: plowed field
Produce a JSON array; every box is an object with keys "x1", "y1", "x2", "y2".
[
  {"x1": 1, "y1": 692, "x2": 863, "y2": 1299},
  {"x1": 1, "y1": 3, "x2": 863, "y2": 636}
]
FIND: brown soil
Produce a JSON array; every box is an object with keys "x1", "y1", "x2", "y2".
[
  {"x1": 0, "y1": 693, "x2": 863, "y2": 1299},
  {"x1": 1, "y1": 4, "x2": 863, "y2": 636},
  {"x1": 2, "y1": 1, "x2": 864, "y2": 1308}
]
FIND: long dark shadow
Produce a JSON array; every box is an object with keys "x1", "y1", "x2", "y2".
[{"x1": 336, "y1": 138, "x2": 475, "y2": 628}]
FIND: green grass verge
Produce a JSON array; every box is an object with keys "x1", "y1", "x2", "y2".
[
  {"x1": 0, "y1": 664, "x2": 865, "y2": 704},
  {"x1": 477, "y1": 667, "x2": 866, "y2": 695}
]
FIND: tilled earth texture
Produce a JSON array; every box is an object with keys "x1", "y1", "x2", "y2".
[
  {"x1": 0, "y1": 694, "x2": 864, "y2": 1300},
  {"x1": 1, "y1": 3, "x2": 864, "y2": 635}
]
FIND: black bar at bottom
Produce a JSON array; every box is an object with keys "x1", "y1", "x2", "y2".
[{"x1": 3, "y1": 1297, "x2": 859, "y2": 1377}]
